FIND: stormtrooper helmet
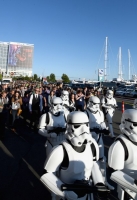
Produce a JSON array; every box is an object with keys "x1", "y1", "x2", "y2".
[
  {"x1": 119, "y1": 109, "x2": 137, "y2": 143},
  {"x1": 61, "y1": 90, "x2": 69, "y2": 101},
  {"x1": 87, "y1": 96, "x2": 100, "y2": 113},
  {"x1": 50, "y1": 97, "x2": 63, "y2": 115},
  {"x1": 66, "y1": 111, "x2": 93, "y2": 147},
  {"x1": 106, "y1": 90, "x2": 113, "y2": 99}
]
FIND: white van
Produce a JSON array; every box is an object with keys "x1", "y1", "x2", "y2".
[{"x1": 2, "y1": 77, "x2": 12, "y2": 84}]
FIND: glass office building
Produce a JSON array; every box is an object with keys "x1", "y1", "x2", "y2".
[
  {"x1": 0, "y1": 42, "x2": 9, "y2": 74},
  {"x1": 0, "y1": 41, "x2": 34, "y2": 77}
]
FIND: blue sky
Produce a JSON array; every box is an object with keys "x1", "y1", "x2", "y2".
[{"x1": 0, "y1": 0, "x2": 137, "y2": 81}]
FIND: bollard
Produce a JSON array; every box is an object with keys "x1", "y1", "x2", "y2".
[{"x1": 122, "y1": 101, "x2": 125, "y2": 113}]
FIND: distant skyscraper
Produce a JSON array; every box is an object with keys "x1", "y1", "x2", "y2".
[
  {"x1": 0, "y1": 41, "x2": 34, "y2": 77},
  {"x1": 0, "y1": 42, "x2": 9, "y2": 74}
]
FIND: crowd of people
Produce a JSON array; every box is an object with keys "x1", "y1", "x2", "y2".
[
  {"x1": 1, "y1": 80, "x2": 137, "y2": 200},
  {"x1": 0, "y1": 81, "x2": 106, "y2": 139}
]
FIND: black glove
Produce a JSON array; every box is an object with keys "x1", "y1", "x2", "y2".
[
  {"x1": 94, "y1": 183, "x2": 110, "y2": 200},
  {"x1": 102, "y1": 129, "x2": 110, "y2": 135},
  {"x1": 72, "y1": 180, "x2": 89, "y2": 198},
  {"x1": 134, "y1": 179, "x2": 137, "y2": 185}
]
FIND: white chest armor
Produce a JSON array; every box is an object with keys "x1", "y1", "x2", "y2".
[
  {"x1": 60, "y1": 141, "x2": 94, "y2": 184},
  {"x1": 86, "y1": 109, "x2": 104, "y2": 142},
  {"x1": 62, "y1": 99, "x2": 70, "y2": 106},
  {"x1": 105, "y1": 98, "x2": 115, "y2": 111},
  {"x1": 47, "y1": 113, "x2": 66, "y2": 130},
  {"x1": 118, "y1": 135, "x2": 137, "y2": 179},
  {"x1": 105, "y1": 97, "x2": 115, "y2": 105},
  {"x1": 46, "y1": 113, "x2": 67, "y2": 147},
  {"x1": 102, "y1": 97, "x2": 116, "y2": 115},
  {"x1": 86, "y1": 109, "x2": 104, "y2": 129}
]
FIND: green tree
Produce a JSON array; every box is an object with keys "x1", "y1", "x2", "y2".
[
  {"x1": 36, "y1": 76, "x2": 40, "y2": 81},
  {"x1": 0, "y1": 73, "x2": 2, "y2": 80},
  {"x1": 61, "y1": 73, "x2": 70, "y2": 83},
  {"x1": 13, "y1": 75, "x2": 24, "y2": 80},
  {"x1": 46, "y1": 76, "x2": 50, "y2": 82},
  {"x1": 34, "y1": 74, "x2": 38, "y2": 80},
  {"x1": 49, "y1": 73, "x2": 56, "y2": 83},
  {"x1": 12, "y1": 76, "x2": 16, "y2": 81},
  {"x1": 30, "y1": 76, "x2": 34, "y2": 81},
  {"x1": 24, "y1": 75, "x2": 31, "y2": 81}
]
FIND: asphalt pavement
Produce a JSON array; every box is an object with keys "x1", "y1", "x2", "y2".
[{"x1": 0, "y1": 97, "x2": 134, "y2": 200}]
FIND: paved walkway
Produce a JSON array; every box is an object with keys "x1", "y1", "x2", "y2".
[{"x1": 0, "y1": 99, "x2": 132, "y2": 200}]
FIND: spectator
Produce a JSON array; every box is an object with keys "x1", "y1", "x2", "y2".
[
  {"x1": 42, "y1": 86, "x2": 50, "y2": 102},
  {"x1": 75, "y1": 89, "x2": 85, "y2": 111},
  {"x1": 22, "y1": 92, "x2": 30, "y2": 124},
  {"x1": 90, "y1": 87, "x2": 95, "y2": 95},
  {"x1": 11, "y1": 91, "x2": 22, "y2": 129},
  {"x1": 56, "y1": 84, "x2": 63, "y2": 97},
  {"x1": 68, "y1": 92, "x2": 76, "y2": 112},
  {"x1": 29, "y1": 87, "x2": 43, "y2": 132},
  {"x1": 84, "y1": 89, "x2": 93, "y2": 106},
  {"x1": 42, "y1": 95, "x2": 49, "y2": 113},
  {"x1": 52, "y1": 86, "x2": 57, "y2": 95},
  {"x1": 39, "y1": 87, "x2": 43, "y2": 95},
  {"x1": 94, "y1": 90, "x2": 98, "y2": 96},
  {"x1": 67, "y1": 87, "x2": 71, "y2": 94},
  {"x1": 42, "y1": 86, "x2": 50, "y2": 113},
  {"x1": 20, "y1": 85, "x2": 25, "y2": 97},
  {"x1": 0, "y1": 91, "x2": 10, "y2": 139},
  {"x1": 103, "y1": 86, "x2": 108, "y2": 96},
  {"x1": 48, "y1": 90, "x2": 56, "y2": 107},
  {"x1": 83, "y1": 87, "x2": 88, "y2": 96},
  {"x1": 69, "y1": 92, "x2": 75, "y2": 108},
  {"x1": 7, "y1": 89, "x2": 15, "y2": 125}
]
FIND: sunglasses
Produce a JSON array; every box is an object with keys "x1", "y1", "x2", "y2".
[
  {"x1": 53, "y1": 103, "x2": 62, "y2": 106},
  {"x1": 90, "y1": 101, "x2": 100, "y2": 105}
]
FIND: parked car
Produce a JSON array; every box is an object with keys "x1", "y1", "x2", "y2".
[
  {"x1": 123, "y1": 89, "x2": 134, "y2": 97},
  {"x1": 128, "y1": 89, "x2": 137, "y2": 97},
  {"x1": 85, "y1": 83, "x2": 94, "y2": 89},
  {"x1": 2, "y1": 80, "x2": 11, "y2": 84},
  {"x1": 71, "y1": 83, "x2": 85, "y2": 91},
  {"x1": 115, "y1": 88, "x2": 127, "y2": 96}
]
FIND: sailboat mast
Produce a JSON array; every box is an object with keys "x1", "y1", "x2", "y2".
[
  {"x1": 128, "y1": 49, "x2": 131, "y2": 81},
  {"x1": 118, "y1": 47, "x2": 123, "y2": 80},
  {"x1": 104, "y1": 37, "x2": 108, "y2": 81}
]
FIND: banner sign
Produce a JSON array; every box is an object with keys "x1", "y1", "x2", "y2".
[
  {"x1": 98, "y1": 69, "x2": 104, "y2": 82},
  {"x1": 8, "y1": 43, "x2": 33, "y2": 68}
]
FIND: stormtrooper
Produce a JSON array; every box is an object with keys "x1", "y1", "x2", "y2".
[
  {"x1": 38, "y1": 97, "x2": 69, "y2": 156},
  {"x1": 61, "y1": 90, "x2": 75, "y2": 112},
  {"x1": 101, "y1": 89, "x2": 118, "y2": 138},
  {"x1": 111, "y1": 171, "x2": 137, "y2": 200},
  {"x1": 108, "y1": 109, "x2": 137, "y2": 200},
  {"x1": 40, "y1": 111, "x2": 110, "y2": 200},
  {"x1": 85, "y1": 96, "x2": 113, "y2": 190}
]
